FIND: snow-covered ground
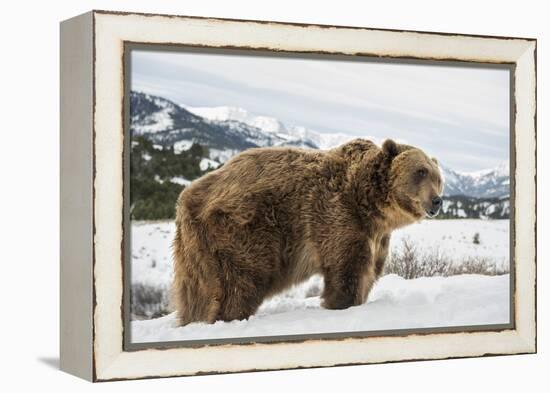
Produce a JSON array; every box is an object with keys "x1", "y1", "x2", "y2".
[
  {"x1": 392, "y1": 219, "x2": 509, "y2": 268},
  {"x1": 130, "y1": 219, "x2": 510, "y2": 343},
  {"x1": 132, "y1": 273, "x2": 509, "y2": 343}
]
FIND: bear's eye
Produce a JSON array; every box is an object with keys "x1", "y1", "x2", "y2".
[{"x1": 416, "y1": 168, "x2": 428, "y2": 178}]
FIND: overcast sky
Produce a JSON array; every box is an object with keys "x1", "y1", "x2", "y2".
[{"x1": 131, "y1": 49, "x2": 510, "y2": 172}]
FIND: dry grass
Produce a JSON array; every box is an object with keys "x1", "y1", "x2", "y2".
[
  {"x1": 384, "y1": 237, "x2": 509, "y2": 279},
  {"x1": 131, "y1": 283, "x2": 170, "y2": 319}
]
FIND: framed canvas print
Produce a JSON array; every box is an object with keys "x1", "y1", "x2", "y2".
[{"x1": 60, "y1": 10, "x2": 537, "y2": 382}]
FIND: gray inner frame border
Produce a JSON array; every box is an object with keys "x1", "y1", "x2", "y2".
[{"x1": 122, "y1": 42, "x2": 516, "y2": 351}]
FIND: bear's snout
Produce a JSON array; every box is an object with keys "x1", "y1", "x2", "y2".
[{"x1": 427, "y1": 196, "x2": 442, "y2": 217}]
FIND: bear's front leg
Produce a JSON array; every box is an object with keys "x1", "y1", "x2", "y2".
[{"x1": 321, "y1": 239, "x2": 372, "y2": 310}]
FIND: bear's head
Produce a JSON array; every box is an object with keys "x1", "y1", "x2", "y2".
[{"x1": 382, "y1": 139, "x2": 444, "y2": 221}]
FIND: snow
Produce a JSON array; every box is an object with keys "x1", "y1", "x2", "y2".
[
  {"x1": 461, "y1": 161, "x2": 509, "y2": 180},
  {"x1": 199, "y1": 158, "x2": 221, "y2": 171},
  {"x1": 131, "y1": 221, "x2": 174, "y2": 287},
  {"x1": 251, "y1": 116, "x2": 287, "y2": 134},
  {"x1": 185, "y1": 105, "x2": 287, "y2": 135},
  {"x1": 185, "y1": 103, "x2": 361, "y2": 150},
  {"x1": 133, "y1": 106, "x2": 174, "y2": 134},
  {"x1": 456, "y1": 208, "x2": 467, "y2": 218},
  {"x1": 391, "y1": 219, "x2": 509, "y2": 267},
  {"x1": 186, "y1": 105, "x2": 254, "y2": 123},
  {"x1": 169, "y1": 176, "x2": 191, "y2": 186},
  {"x1": 486, "y1": 204, "x2": 496, "y2": 215},
  {"x1": 173, "y1": 139, "x2": 194, "y2": 154},
  {"x1": 131, "y1": 273, "x2": 509, "y2": 343},
  {"x1": 314, "y1": 131, "x2": 374, "y2": 150},
  {"x1": 209, "y1": 148, "x2": 240, "y2": 163},
  {"x1": 442, "y1": 162, "x2": 510, "y2": 198},
  {"x1": 130, "y1": 219, "x2": 510, "y2": 343}
]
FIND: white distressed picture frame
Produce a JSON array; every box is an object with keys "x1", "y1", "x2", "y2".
[{"x1": 60, "y1": 10, "x2": 536, "y2": 382}]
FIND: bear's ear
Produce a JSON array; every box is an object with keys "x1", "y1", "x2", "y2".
[
  {"x1": 382, "y1": 139, "x2": 399, "y2": 158},
  {"x1": 432, "y1": 157, "x2": 439, "y2": 166}
]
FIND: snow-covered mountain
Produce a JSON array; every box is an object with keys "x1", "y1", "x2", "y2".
[
  {"x1": 131, "y1": 91, "x2": 317, "y2": 159},
  {"x1": 130, "y1": 91, "x2": 510, "y2": 199},
  {"x1": 185, "y1": 104, "x2": 360, "y2": 150},
  {"x1": 441, "y1": 163, "x2": 509, "y2": 198}
]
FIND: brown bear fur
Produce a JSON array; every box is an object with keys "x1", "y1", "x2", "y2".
[{"x1": 171, "y1": 139, "x2": 443, "y2": 325}]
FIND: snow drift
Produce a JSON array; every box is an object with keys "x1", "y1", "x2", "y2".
[{"x1": 131, "y1": 273, "x2": 510, "y2": 343}]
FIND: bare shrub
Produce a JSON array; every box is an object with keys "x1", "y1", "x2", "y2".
[
  {"x1": 384, "y1": 237, "x2": 509, "y2": 279},
  {"x1": 131, "y1": 283, "x2": 171, "y2": 320},
  {"x1": 385, "y1": 237, "x2": 451, "y2": 279},
  {"x1": 421, "y1": 247, "x2": 453, "y2": 277},
  {"x1": 448, "y1": 256, "x2": 509, "y2": 276}
]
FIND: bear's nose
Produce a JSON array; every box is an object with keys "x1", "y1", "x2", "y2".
[{"x1": 432, "y1": 196, "x2": 442, "y2": 208}]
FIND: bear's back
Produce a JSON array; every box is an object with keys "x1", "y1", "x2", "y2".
[
  {"x1": 177, "y1": 146, "x2": 327, "y2": 224},
  {"x1": 177, "y1": 140, "x2": 381, "y2": 226}
]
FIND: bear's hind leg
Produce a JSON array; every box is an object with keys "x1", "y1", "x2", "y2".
[
  {"x1": 171, "y1": 239, "x2": 223, "y2": 326},
  {"x1": 214, "y1": 248, "x2": 278, "y2": 322},
  {"x1": 216, "y1": 266, "x2": 267, "y2": 322}
]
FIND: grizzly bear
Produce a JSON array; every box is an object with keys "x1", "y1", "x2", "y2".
[{"x1": 171, "y1": 139, "x2": 443, "y2": 325}]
